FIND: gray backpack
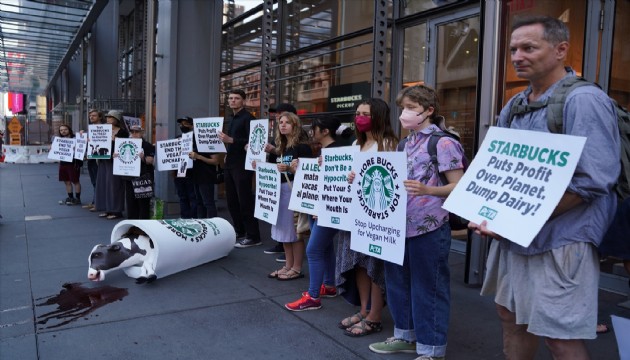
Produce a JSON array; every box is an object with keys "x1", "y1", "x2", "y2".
[{"x1": 507, "y1": 76, "x2": 630, "y2": 201}]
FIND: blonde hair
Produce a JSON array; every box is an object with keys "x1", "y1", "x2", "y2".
[{"x1": 275, "y1": 111, "x2": 304, "y2": 154}]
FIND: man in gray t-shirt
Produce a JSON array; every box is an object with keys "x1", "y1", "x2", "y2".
[{"x1": 470, "y1": 15, "x2": 619, "y2": 359}]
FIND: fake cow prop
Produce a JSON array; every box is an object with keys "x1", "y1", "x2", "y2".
[{"x1": 88, "y1": 218, "x2": 235, "y2": 283}]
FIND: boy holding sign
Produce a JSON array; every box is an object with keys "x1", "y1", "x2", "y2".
[{"x1": 368, "y1": 86, "x2": 465, "y2": 359}]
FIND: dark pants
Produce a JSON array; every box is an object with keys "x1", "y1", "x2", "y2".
[
  {"x1": 194, "y1": 182, "x2": 217, "y2": 218},
  {"x1": 87, "y1": 159, "x2": 98, "y2": 204},
  {"x1": 224, "y1": 166, "x2": 260, "y2": 240},
  {"x1": 174, "y1": 177, "x2": 197, "y2": 219},
  {"x1": 125, "y1": 180, "x2": 151, "y2": 219}
]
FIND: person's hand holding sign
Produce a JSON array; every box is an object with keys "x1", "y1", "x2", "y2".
[
  {"x1": 403, "y1": 180, "x2": 430, "y2": 196},
  {"x1": 277, "y1": 163, "x2": 290, "y2": 173},
  {"x1": 217, "y1": 130, "x2": 233, "y2": 144},
  {"x1": 468, "y1": 220, "x2": 504, "y2": 240}
]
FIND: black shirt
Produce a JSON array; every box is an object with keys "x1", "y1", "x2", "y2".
[
  {"x1": 225, "y1": 108, "x2": 255, "y2": 169},
  {"x1": 269, "y1": 143, "x2": 313, "y2": 183}
]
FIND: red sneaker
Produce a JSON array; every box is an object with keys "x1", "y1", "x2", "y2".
[
  {"x1": 285, "y1": 293, "x2": 322, "y2": 312},
  {"x1": 319, "y1": 284, "x2": 338, "y2": 298}
]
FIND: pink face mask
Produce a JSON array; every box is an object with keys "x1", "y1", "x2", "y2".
[
  {"x1": 399, "y1": 109, "x2": 427, "y2": 130},
  {"x1": 355, "y1": 115, "x2": 372, "y2": 132}
]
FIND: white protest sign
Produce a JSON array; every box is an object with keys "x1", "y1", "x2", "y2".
[
  {"x1": 350, "y1": 152, "x2": 407, "y2": 265},
  {"x1": 254, "y1": 162, "x2": 281, "y2": 225},
  {"x1": 177, "y1": 132, "x2": 194, "y2": 178},
  {"x1": 443, "y1": 127, "x2": 586, "y2": 247},
  {"x1": 611, "y1": 315, "x2": 630, "y2": 360},
  {"x1": 74, "y1": 133, "x2": 88, "y2": 160},
  {"x1": 245, "y1": 119, "x2": 269, "y2": 171},
  {"x1": 113, "y1": 138, "x2": 142, "y2": 176},
  {"x1": 288, "y1": 158, "x2": 320, "y2": 215},
  {"x1": 194, "y1": 117, "x2": 226, "y2": 153},
  {"x1": 87, "y1": 124, "x2": 112, "y2": 159},
  {"x1": 156, "y1": 139, "x2": 181, "y2": 171},
  {"x1": 317, "y1": 145, "x2": 359, "y2": 230},
  {"x1": 48, "y1": 137, "x2": 75, "y2": 162}
]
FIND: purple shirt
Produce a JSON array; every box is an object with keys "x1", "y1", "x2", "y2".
[{"x1": 400, "y1": 124, "x2": 465, "y2": 238}]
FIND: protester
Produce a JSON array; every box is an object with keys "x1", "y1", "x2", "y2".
[
  {"x1": 217, "y1": 89, "x2": 262, "y2": 247},
  {"x1": 83, "y1": 109, "x2": 103, "y2": 209},
  {"x1": 337, "y1": 98, "x2": 398, "y2": 337},
  {"x1": 94, "y1": 110, "x2": 129, "y2": 220},
  {"x1": 285, "y1": 116, "x2": 342, "y2": 311},
  {"x1": 469, "y1": 15, "x2": 620, "y2": 359},
  {"x1": 263, "y1": 111, "x2": 313, "y2": 281},
  {"x1": 185, "y1": 117, "x2": 223, "y2": 219},
  {"x1": 56, "y1": 124, "x2": 82, "y2": 205},
  {"x1": 368, "y1": 85, "x2": 465, "y2": 359},
  {"x1": 123, "y1": 125, "x2": 155, "y2": 219},
  {"x1": 173, "y1": 117, "x2": 197, "y2": 218}
]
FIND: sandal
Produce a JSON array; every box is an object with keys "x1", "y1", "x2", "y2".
[
  {"x1": 337, "y1": 312, "x2": 365, "y2": 329},
  {"x1": 268, "y1": 267, "x2": 289, "y2": 279},
  {"x1": 344, "y1": 319, "x2": 382, "y2": 337},
  {"x1": 106, "y1": 214, "x2": 121, "y2": 220},
  {"x1": 596, "y1": 323, "x2": 610, "y2": 334},
  {"x1": 277, "y1": 268, "x2": 304, "y2": 281},
  {"x1": 98, "y1": 213, "x2": 109, "y2": 218}
]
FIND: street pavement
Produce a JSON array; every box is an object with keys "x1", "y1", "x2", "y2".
[{"x1": 1, "y1": 163, "x2": 628, "y2": 360}]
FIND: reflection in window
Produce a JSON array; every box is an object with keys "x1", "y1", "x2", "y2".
[
  {"x1": 402, "y1": 0, "x2": 464, "y2": 16},
  {"x1": 609, "y1": 0, "x2": 630, "y2": 109}
]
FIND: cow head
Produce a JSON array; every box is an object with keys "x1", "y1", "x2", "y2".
[{"x1": 87, "y1": 239, "x2": 147, "y2": 281}]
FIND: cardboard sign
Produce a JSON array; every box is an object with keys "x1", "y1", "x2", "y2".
[
  {"x1": 194, "y1": 117, "x2": 226, "y2": 153},
  {"x1": 177, "y1": 132, "x2": 194, "y2": 178},
  {"x1": 288, "y1": 158, "x2": 320, "y2": 215},
  {"x1": 245, "y1": 119, "x2": 269, "y2": 171},
  {"x1": 48, "y1": 137, "x2": 75, "y2": 162},
  {"x1": 254, "y1": 162, "x2": 281, "y2": 225},
  {"x1": 317, "y1": 145, "x2": 359, "y2": 230},
  {"x1": 113, "y1": 138, "x2": 142, "y2": 176},
  {"x1": 156, "y1": 139, "x2": 182, "y2": 171},
  {"x1": 350, "y1": 152, "x2": 407, "y2": 265},
  {"x1": 74, "y1": 133, "x2": 88, "y2": 160},
  {"x1": 443, "y1": 127, "x2": 586, "y2": 247},
  {"x1": 87, "y1": 124, "x2": 112, "y2": 159}
]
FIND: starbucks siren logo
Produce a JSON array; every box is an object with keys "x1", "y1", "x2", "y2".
[
  {"x1": 357, "y1": 157, "x2": 401, "y2": 220},
  {"x1": 249, "y1": 124, "x2": 266, "y2": 155},
  {"x1": 118, "y1": 141, "x2": 139, "y2": 164},
  {"x1": 160, "y1": 219, "x2": 209, "y2": 243}
]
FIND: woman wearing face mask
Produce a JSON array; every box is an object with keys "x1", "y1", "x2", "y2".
[
  {"x1": 368, "y1": 85, "x2": 464, "y2": 360},
  {"x1": 336, "y1": 98, "x2": 398, "y2": 337}
]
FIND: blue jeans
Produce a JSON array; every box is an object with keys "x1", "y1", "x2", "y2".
[
  {"x1": 384, "y1": 224, "x2": 451, "y2": 357},
  {"x1": 194, "y1": 182, "x2": 217, "y2": 218},
  {"x1": 306, "y1": 217, "x2": 338, "y2": 298}
]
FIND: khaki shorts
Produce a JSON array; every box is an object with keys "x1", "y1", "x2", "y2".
[{"x1": 481, "y1": 241, "x2": 598, "y2": 339}]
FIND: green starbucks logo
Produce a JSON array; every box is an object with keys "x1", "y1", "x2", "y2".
[
  {"x1": 249, "y1": 124, "x2": 266, "y2": 155},
  {"x1": 160, "y1": 219, "x2": 209, "y2": 242},
  {"x1": 357, "y1": 157, "x2": 401, "y2": 220},
  {"x1": 118, "y1": 142, "x2": 139, "y2": 164}
]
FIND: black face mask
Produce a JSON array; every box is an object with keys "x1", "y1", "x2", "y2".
[{"x1": 180, "y1": 125, "x2": 191, "y2": 133}]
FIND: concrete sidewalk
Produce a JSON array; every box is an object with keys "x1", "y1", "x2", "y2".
[{"x1": 1, "y1": 163, "x2": 628, "y2": 360}]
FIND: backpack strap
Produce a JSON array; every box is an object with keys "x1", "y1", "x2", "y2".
[{"x1": 427, "y1": 132, "x2": 449, "y2": 186}]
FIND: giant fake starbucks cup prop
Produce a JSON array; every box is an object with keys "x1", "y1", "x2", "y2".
[{"x1": 87, "y1": 218, "x2": 235, "y2": 283}]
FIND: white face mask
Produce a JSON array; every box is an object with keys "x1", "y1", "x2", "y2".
[{"x1": 399, "y1": 109, "x2": 427, "y2": 130}]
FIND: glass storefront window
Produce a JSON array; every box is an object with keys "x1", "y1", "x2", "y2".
[
  {"x1": 609, "y1": 0, "x2": 630, "y2": 110},
  {"x1": 402, "y1": 0, "x2": 466, "y2": 16},
  {"x1": 501, "y1": 1, "x2": 587, "y2": 106},
  {"x1": 402, "y1": 23, "x2": 427, "y2": 86}
]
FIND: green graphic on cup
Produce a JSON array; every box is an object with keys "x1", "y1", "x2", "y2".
[
  {"x1": 161, "y1": 219, "x2": 204, "y2": 238},
  {"x1": 361, "y1": 165, "x2": 394, "y2": 213}
]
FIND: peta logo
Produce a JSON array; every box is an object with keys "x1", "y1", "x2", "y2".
[
  {"x1": 368, "y1": 244, "x2": 382, "y2": 255},
  {"x1": 478, "y1": 206, "x2": 498, "y2": 220},
  {"x1": 356, "y1": 157, "x2": 401, "y2": 220},
  {"x1": 331, "y1": 217, "x2": 340, "y2": 224},
  {"x1": 249, "y1": 124, "x2": 266, "y2": 156}
]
